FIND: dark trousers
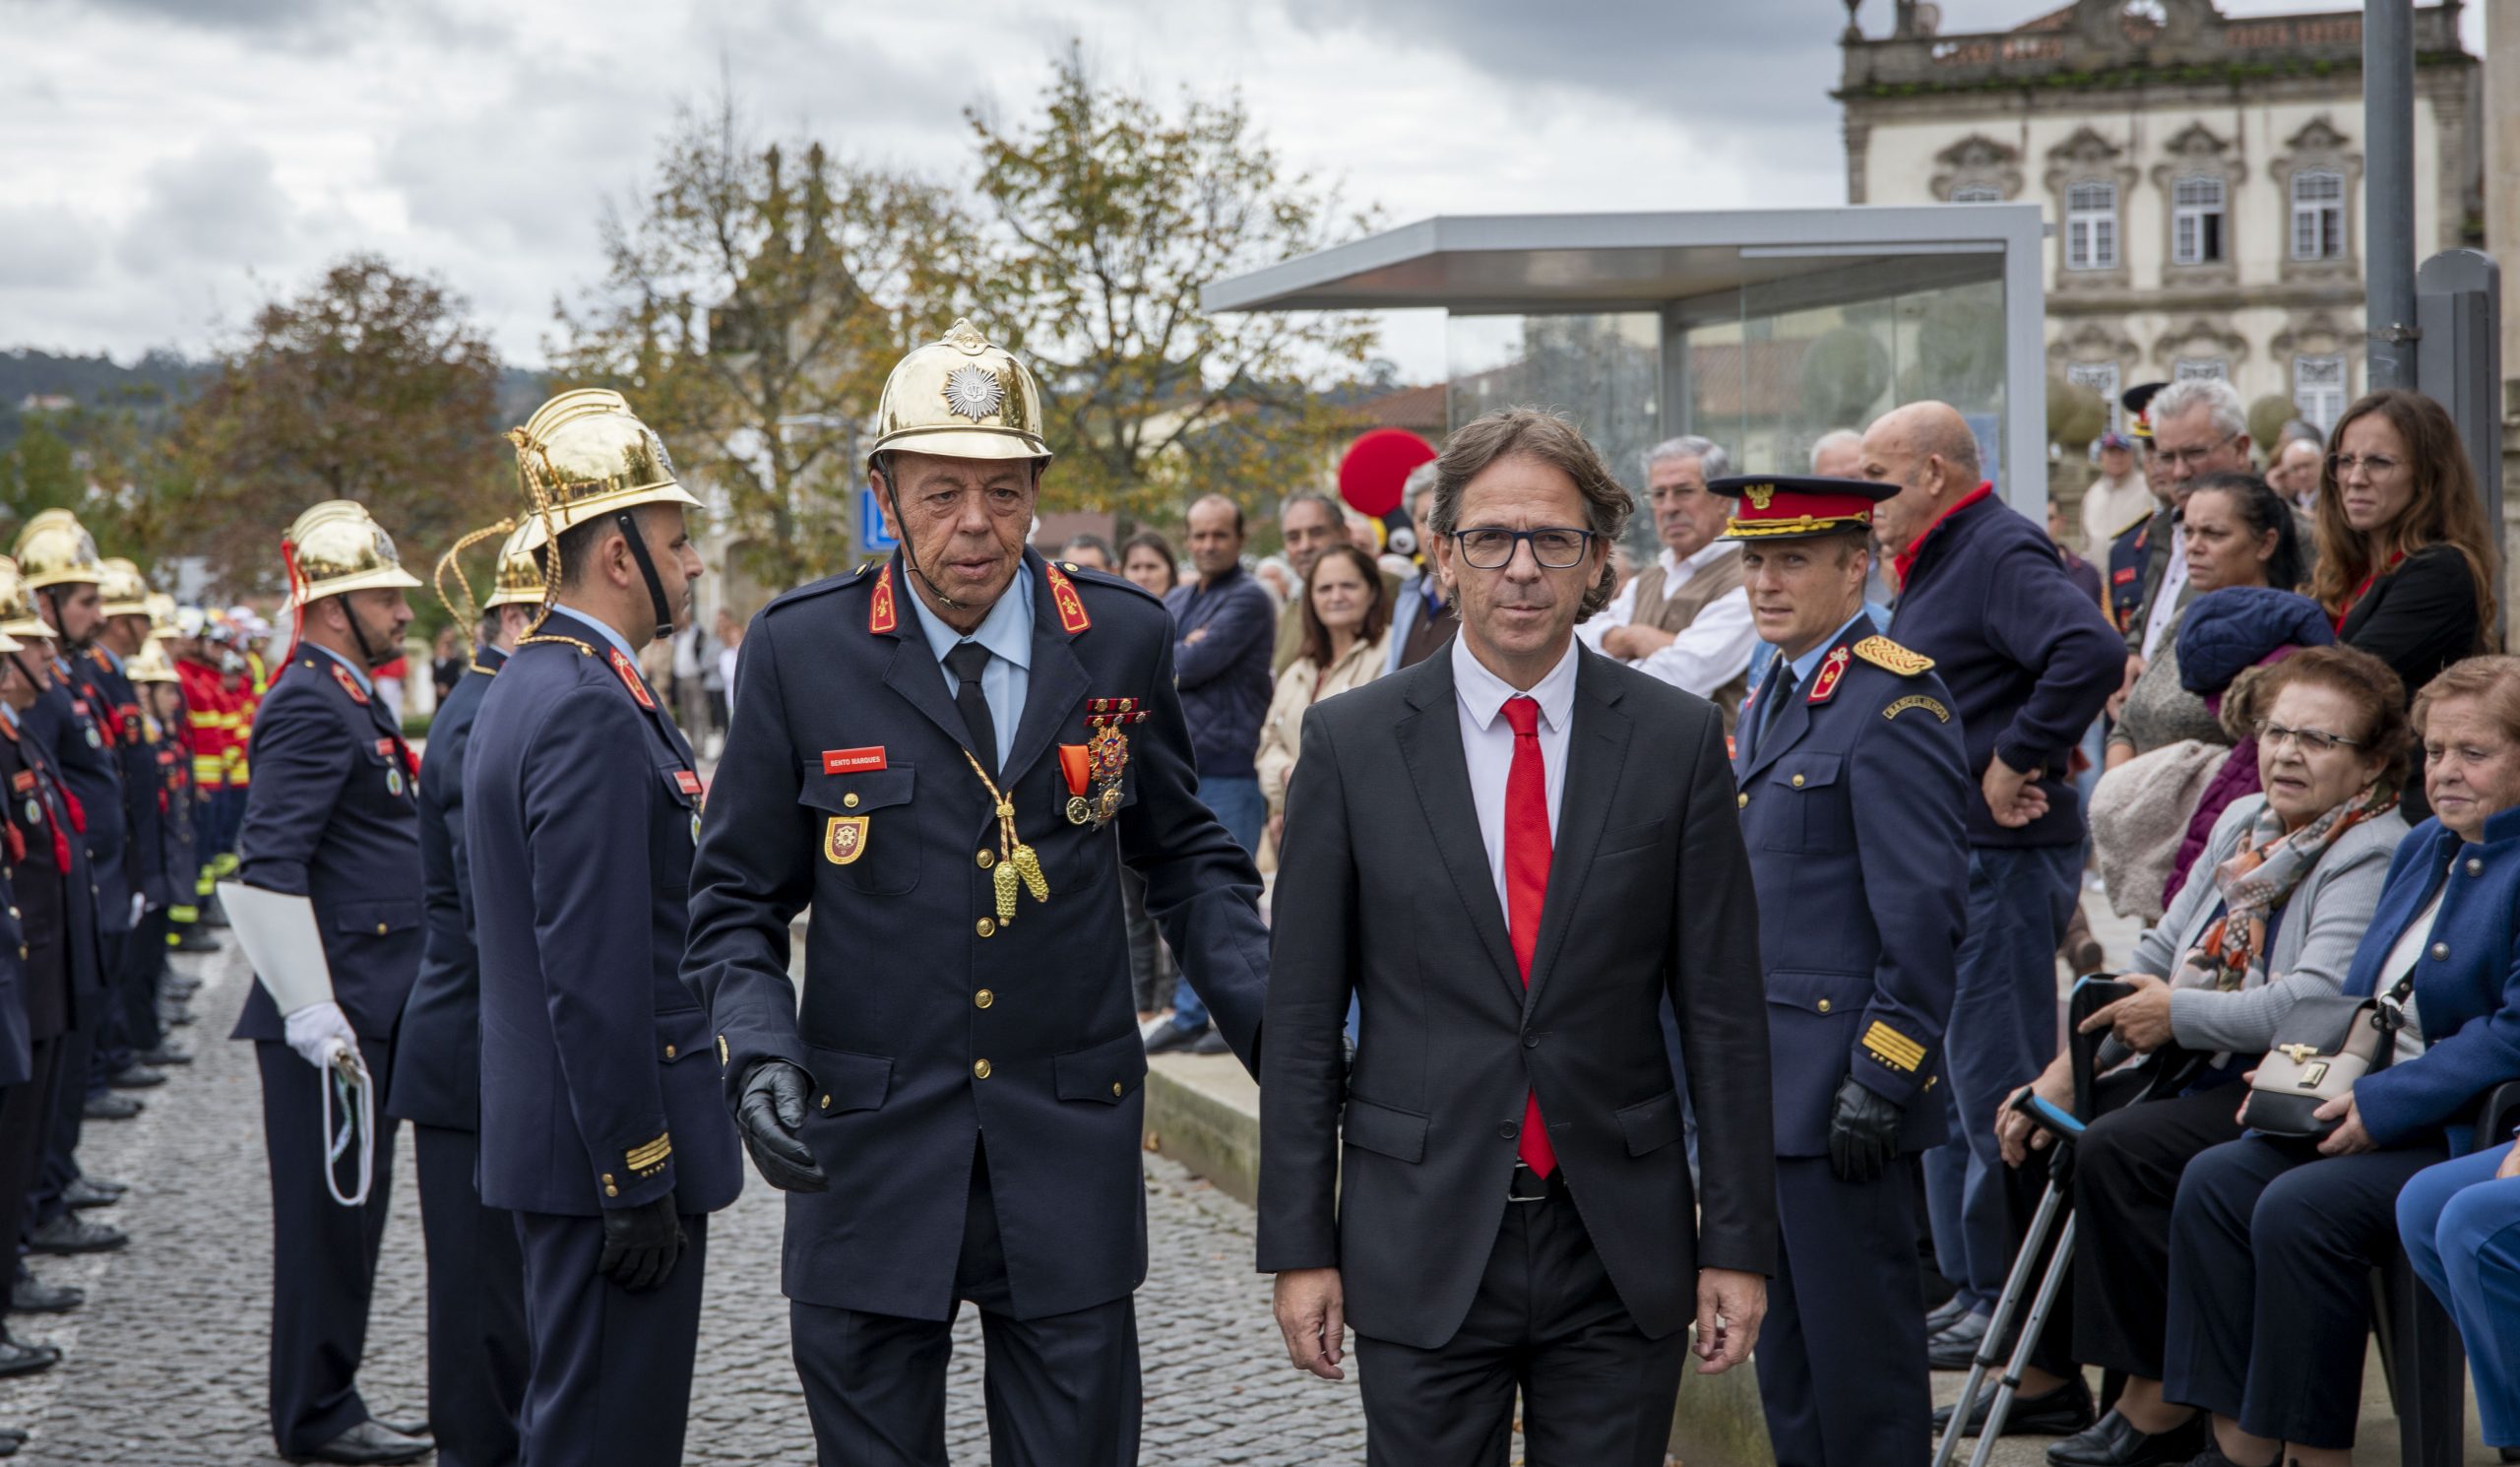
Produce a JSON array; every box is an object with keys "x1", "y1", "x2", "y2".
[
  {"x1": 32, "y1": 1017, "x2": 97, "y2": 1226},
  {"x1": 2069, "y1": 1081, "x2": 2245, "y2": 1380},
  {"x1": 1758, "y1": 1155, "x2": 1929, "y2": 1467},
  {"x1": 257, "y1": 1038, "x2": 401, "y2": 1456},
  {"x1": 2163, "y1": 1133, "x2": 2445, "y2": 1450},
  {"x1": 116, "y1": 907, "x2": 168, "y2": 1059},
  {"x1": 85, "y1": 931, "x2": 128, "y2": 1093},
  {"x1": 0, "y1": 1039, "x2": 61, "y2": 1260},
  {"x1": 515, "y1": 1209, "x2": 709, "y2": 1467},
  {"x1": 1354, "y1": 1182, "x2": 1686, "y2": 1467},
  {"x1": 791, "y1": 1142, "x2": 1139, "y2": 1467},
  {"x1": 413, "y1": 1124, "x2": 527, "y2": 1467}
]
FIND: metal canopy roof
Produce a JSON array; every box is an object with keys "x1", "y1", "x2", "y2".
[{"x1": 1201, "y1": 205, "x2": 2044, "y2": 315}]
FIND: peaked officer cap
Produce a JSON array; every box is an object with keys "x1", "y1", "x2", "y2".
[
  {"x1": 867, "y1": 318, "x2": 1052, "y2": 471},
  {"x1": 507, "y1": 390, "x2": 702, "y2": 551},
  {"x1": 13, "y1": 510, "x2": 102, "y2": 593}
]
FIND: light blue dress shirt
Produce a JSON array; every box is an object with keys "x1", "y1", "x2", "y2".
[
  {"x1": 906, "y1": 568, "x2": 1034, "y2": 774},
  {"x1": 307, "y1": 642, "x2": 375, "y2": 698},
  {"x1": 551, "y1": 602, "x2": 642, "y2": 671}
]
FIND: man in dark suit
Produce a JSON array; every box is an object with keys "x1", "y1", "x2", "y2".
[
  {"x1": 231, "y1": 501, "x2": 432, "y2": 1466},
  {"x1": 1716, "y1": 475, "x2": 1971, "y2": 1465},
  {"x1": 684, "y1": 320, "x2": 1271, "y2": 1466},
  {"x1": 1261, "y1": 407, "x2": 1775, "y2": 1467},
  {"x1": 385, "y1": 521, "x2": 541, "y2": 1467},
  {"x1": 466, "y1": 391, "x2": 741, "y2": 1467}
]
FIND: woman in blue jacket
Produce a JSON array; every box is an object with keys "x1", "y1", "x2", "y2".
[
  {"x1": 2163, "y1": 653, "x2": 2520, "y2": 1467},
  {"x1": 2392, "y1": 656, "x2": 2520, "y2": 1455}
]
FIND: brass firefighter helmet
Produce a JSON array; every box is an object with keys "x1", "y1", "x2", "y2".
[
  {"x1": 126, "y1": 636, "x2": 178, "y2": 684},
  {"x1": 866, "y1": 318, "x2": 1052, "y2": 473},
  {"x1": 507, "y1": 390, "x2": 701, "y2": 551},
  {"x1": 283, "y1": 501, "x2": 424, "y2": 611},
  {"x1": 0, "y1": 557, "x2": 55, "y2": 645},
  {"x1": 98, "y1": 557, "x2": 152, "y2": 618},
  {"x1": 144, "y1": 592, "x2": 176, "y2": 630},
  {"x1": 481, "y1": 520, "x2": 547, "y2": 609},
  {"x1": 13, "y1": 510, "x2": 101, "y2": 593}
]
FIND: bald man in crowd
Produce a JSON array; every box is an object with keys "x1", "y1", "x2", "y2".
[{"x1": 1858, "y1": 403, "x2": 2121, "y2": 1391}]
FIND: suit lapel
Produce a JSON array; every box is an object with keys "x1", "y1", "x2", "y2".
[
  {"x1": 1001, "y1": 555, "x2": 1089, "y2": 787},
  {"x1": 1523, "y1": 652, "x2": 1629, "y2": 1016},
  {"x1": 1394, "y1": 656, "x2": 1522, "y2": 1006},
  {"x1": 1740, "y1": 687, "x2": 1816, "y2": 782}
]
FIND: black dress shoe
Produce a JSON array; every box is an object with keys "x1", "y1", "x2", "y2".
[
  {"x1": 79, "y1": 1176, "x2": 127, "y2": 1198},
  {"x1": 0, "y1": 1337, "x2": 59, "y2": 1379},
  {"x1": 1926, "y1": 1292, "x2": 1972, "y2": 1333},
  {"x1": 1926, "y1": 1309, "x2": 1993, "y2": 1370},
  {"x1": 137, "y1": 1045, "x2": 192, "y2": 1066},
  {"x1": 82, "y1": 1092, "x2": 141, "y2": 1120},
  {"x1": 1143, "y1": 1019, "x2": 1211, "y2": 1055},
  {"x1": 106, "y1": 1064, "x2": 166, "y2": 1090},
  {"x1": 26, "y1": 1214, "x2": 126, "y2": 1254},
  {"x1": 372, "y1": 1420, "x2": 430, "y2": 1439},
  {"x1": 1932, "y1": 1374, "x2": 2096, "y2": 1437},
  {"x1": 286, "y1": 1419, "x2": 433, "y2": 1465},
  {"x1": 2048, "y1": 1409, "x2": 2207, "y2": 1467},
  {"x1": 63, "y1": 1177, "x2": 119, "y2": 1210},
  {"x1": 10, "y1": 1275, "x2": 83, "y2": 1313}
]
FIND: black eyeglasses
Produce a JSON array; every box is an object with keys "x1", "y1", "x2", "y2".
[{"x1": 1449, "y1": 527, "x2": 1598, "y2": 570}]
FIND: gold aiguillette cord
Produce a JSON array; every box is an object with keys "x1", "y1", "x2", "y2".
[{"x1": 962, "y1": 748, "x2": 1048, "y2": 924}]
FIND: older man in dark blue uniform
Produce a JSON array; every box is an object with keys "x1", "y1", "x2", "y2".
[
  {"x1": 684, "y1": 320, "x2": 1271, "y2": 1467},
  {"x1": 466, "y1": 391, "x2": 740, "y2": 1467},
  {"x1": 386, "y1": 521, "x2": 542, "y2": 1467},
  {"x1": 2103, "y1": 383, "x2": 2169, "y2": 639},
  {"x1": 226, "y1": 500, "x2": 432, "y2": 1466},
  {"x1": 1716, "y1": 475, "x2": 1971, "y2": 1467},
  {"x1": 94, "y1": 559, "x2": 181, "y2": 1076}
]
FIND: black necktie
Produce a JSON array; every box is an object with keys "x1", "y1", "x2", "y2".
[
  {"x1": 1750, "y1": 663, "x2": 1798, "y2": 762},
  {"x1": 945, "y1": 642, "x2": 997, "y2": 782}
]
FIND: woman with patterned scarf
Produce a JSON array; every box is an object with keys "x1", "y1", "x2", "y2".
[{"x1": 1949, "y1": 647, "x2": 2412, "y2": 1464}]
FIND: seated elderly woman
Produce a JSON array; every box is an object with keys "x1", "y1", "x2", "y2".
[
  {"x1": 1956, "y1": 646, "x2": 2410, "y2": 1458},
  {"x1": 2392, "y1": 656, "x2": 2520, "y2": 1457},
  {"x1": 2163, "y1": 653, "x2": 2520, "y2": 1467}
]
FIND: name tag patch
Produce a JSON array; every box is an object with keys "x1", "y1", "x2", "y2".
[{"x1": 822, "y1": 747, "x2": 887, "y2": 775}]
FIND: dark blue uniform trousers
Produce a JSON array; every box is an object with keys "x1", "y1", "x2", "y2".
[
  {"x1": 412, "y1": 1123, "x2": 526, "y2": 1467},
  {"x1": 1756, "y1": 1154, "x2": 1930, "y2": 1467},
  {"x1": 2164, "y1": 1134, "x2": 2447, "y2": 1449},
  {"x1": 2398, "y1": 1142, "x2": 2520, "y2": 1447},
  {"x1": 790, "y1": 1143, "x2": 1139, "y2": 1467},
  {"x1": 514, "y1": 1209, "x2": 709, "y2": 1467},
  {"x1": 0, "y1": 1040, "x2": 62, "y2": 1256},
  {"x1": 257, "y1": 1037, "x2": 401, "y2": 1456}
]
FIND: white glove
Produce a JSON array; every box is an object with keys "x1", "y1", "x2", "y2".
[
  {"x1": 283, "y1": 1001, "x2": 358, "y2": 1071},
  {"x1": 128, "y1": 894, "x2": 147, "y2": 926}
]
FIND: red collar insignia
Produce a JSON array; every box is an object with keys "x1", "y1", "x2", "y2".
[
  {"x1": 1044, "y1": 562, "x2": 1091, "y2": 635},
  {"x1": 330, "y1": 664, "x2": 369, "y2": 706},
  {"x1": 868, "y1": 563, "x2": 898, "y2": 635},
  {"x1": 1806, "y1": 646, "x2": 1852, "y2": 704},
  {"x1": 607, "y1": 648, "x2": 656, "y2": 710}
]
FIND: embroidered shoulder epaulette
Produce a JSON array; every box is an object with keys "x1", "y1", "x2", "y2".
[
  {"x1": 1853, "y1": 636, "x2": 1934, "y2": 677},
  {"x1": 2111, "y1": 507, "x2": 2156, "y2": 541}
]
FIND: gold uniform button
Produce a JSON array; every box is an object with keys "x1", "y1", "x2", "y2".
[
  {"x1": 976, "y1": 849, "x2": 995, "y2": 870},
  {"x1": 601, "y1": 1173, "x2": 614, "y2": 1184},
  {"x1": 663, "y1": 1044, "x2": 677, "y2": 1060},
  {"x1": 2468, "y1": 858, "x2": 2485, "y2": 876},
  {"x1": 1736, "y1": 793, "x2": 1748, "y2": 809},
  {"x1": 1791, "y1": 774, "x2": 1806, "y2": 788},
  {"x1": 976, "y1": 917, "x2": 997, "y2": 938},
  {"x1": 975, "y1": 989, "x2": 994, "y2": 1009},
  {"x1": 2432, "y1": 941, "x2": 2450, "y2": 961},
  {"x1": 1111, "y1": 1082, "x2": 1123, "y2": 1097},
  {"x1": 604, "y1": 1184, "x2": 618, "y2": 1197},
  {"x1": 974, "y1": 1058, "x2": 992, "y2": 1080},
  {"x1": 1817, "y1": 998, "x2": 1832, "y2": 1013},
  {"x1": 820, "y1": 1094, "x2": 831, "y2": 1110},
  {"x1": 376, "y1": 923, "x2": 389, "y2": 934},
  {"x1": 843, "y1": 792, "x2": 860, "y2": 809}
]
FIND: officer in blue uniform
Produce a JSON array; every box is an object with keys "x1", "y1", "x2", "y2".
[
  {"x1": 231, "y1": 501, "x2": 431, "y2": 1466},
  {"x1": 2104, "y1": 382, "x2": 2170, "y2": 637},
  {"x1": 1715, "y1": 474, "x2": 1972, "y2": 1467},
  {"x1": 684, "y1": 320, "x2": 1271, "y2": 1467},
  {"x1": 386, "y1": 521, "x2": 541, "y2": 1467},
  {"x1": 89, "y1": 559, "x2": 174, "y2": 1083},
  {"x1": 466, "y1": 391, "x2": 740, "y2": 1467}
]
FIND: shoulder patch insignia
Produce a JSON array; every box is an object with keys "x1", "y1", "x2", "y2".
[
  {"x1": 1884, "y1": 694, "x2": 1951, "y2": 723},
  {"x1": 868, "y1": 563, "x2": 898, "y2": 635},
  {"x1": 1853, "y1": 635, "x2": 1935, "y2": 677},
  {"x1": 607, "y1": 648, "x2": 656, "y2": 710},
  {"x1": 1043, "y1": 562, "x2": 1091, "y2": 635},
  {"x1": 1806, "y1": 645, "x2": 1851, "y2": 704},
  {"x1": 329, "y1": 664, "x2": 369, "y2": 706}
]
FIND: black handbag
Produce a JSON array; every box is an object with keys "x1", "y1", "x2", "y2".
[{"x1": 2237, "y1": 992, "x2": 2404, "y2": 1139}]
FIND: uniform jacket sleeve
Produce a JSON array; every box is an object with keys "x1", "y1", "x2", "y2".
[
  {"x1": 1844, "y1": 682, "x2": 1970, "y2": 1110},
  {"x1": 1255, "y1": 704, "x2": 1356, "y2": 1271},
  {"x1": 234, "y1": 691, "x2": 347, "y2": 898},
  {"x1": 1172, "y1": 582, "x2": 1273, "y2": 691},
  {"x1": 1980, "y1": 542, "x2": 2125, "y2": 777},
  {"x1": 684, "y1": 615, "x2": 816, "y2": 1102},
  {"x1": 521, "y1": 684, "x2": 677, "y2": 1208}
]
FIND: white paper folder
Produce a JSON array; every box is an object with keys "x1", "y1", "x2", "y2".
[{"x1": 214, "y1": 881, "x2": 340, "y2": 1015}]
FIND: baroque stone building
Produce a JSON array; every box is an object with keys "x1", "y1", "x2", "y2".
[{"x1": 1839, "y1": 0, "x2": 2480, "y2": 433}]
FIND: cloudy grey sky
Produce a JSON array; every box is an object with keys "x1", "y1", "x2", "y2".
[{"x1": 0, "y1": 0, "x2": 2480, "y2": 383}]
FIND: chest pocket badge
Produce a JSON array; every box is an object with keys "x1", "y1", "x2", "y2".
[{"x1": 824, "y1": 815, "x2": 870, "y2": 865}]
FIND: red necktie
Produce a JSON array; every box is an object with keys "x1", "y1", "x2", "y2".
[{"x1": 1500, "y1": 695, "x2": 1557, "y2": 1179}]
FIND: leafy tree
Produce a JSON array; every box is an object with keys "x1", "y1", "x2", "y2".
[
  {"x1": 165, "y1": 255, "x2": 509, "y2": 595},
  {"x1": 0, "y1": 419, "x2": 83, "y2": 527}
]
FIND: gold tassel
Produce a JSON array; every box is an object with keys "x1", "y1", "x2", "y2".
[
  {"x1": 993, "y1": 861, "x2": 1019, "y2": 924},
  {"x1": 1012, "y1": 844, "x2": 1047, "y2": 903}
]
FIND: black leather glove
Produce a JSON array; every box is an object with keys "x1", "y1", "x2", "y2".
[
  {"x1": 598, "y1": 1193, "x2": 685, "y2": 1293},
  {"x1": 1827, "y1": 1074, "x2": 1904, "y2": 1184},
  {"x1": 736, "y1": 1058, "x2": 830, "y2": 1193}
]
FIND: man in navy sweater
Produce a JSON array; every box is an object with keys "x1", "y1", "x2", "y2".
[{"x1": 1860, "y1": 403, "x2": 2122, "y2": 1390}]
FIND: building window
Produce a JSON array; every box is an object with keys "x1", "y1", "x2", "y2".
[
  {"x1": 2066, "y1": 183, "x2": 2117, "y2": 270},
  {"x1": 2173, "y1": 357, "x2": 2229, "y2": 383},
  {"x1": 2292, "y1": 171, "x2": 2347, "y2": 261},
  {"x1": 2171, "y1": 176, "x2": 2226, "y2": 265},
  {"x1": 2294, "y1": 354, "x2": 2348, "y2": 430},
  {"x1": 2065, "y1": 361, "x2": 2123, "y2": 431},
  {"x1": 1949, "y1": 183, "x2": 2001, "y2": 204}
]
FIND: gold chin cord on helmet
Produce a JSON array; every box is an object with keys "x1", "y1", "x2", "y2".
[
  {"x1": 432, "y1": 519, "x2": 517, "y2": 630},
  {"x1": 505, "y1": 390, "x2": 700, "y2": 637},
  {"x1": 865, "y1": 319, "x2": 1053, "y2": 614}
]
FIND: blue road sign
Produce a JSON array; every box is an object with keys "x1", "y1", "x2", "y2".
[{"x1": 858, "y1": 486, "x2": 900, "y2": 555}]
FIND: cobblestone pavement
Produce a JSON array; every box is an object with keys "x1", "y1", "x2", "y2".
[{"x1": 0, "y1": 939, "x2": 1369, "y2": 1465}]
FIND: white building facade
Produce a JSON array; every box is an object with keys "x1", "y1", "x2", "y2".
[{"x1": 1841, "y1": 0, "x2": 2480, "y2": 434}]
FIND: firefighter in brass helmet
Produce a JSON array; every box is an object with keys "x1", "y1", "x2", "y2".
[
  {"x1": 464, "y1": 390, "x2": 737, "y2": 1467},
  {"x1": 225, "y1": 500, "x2": 431, "y2": 1466},
  {"x1": 90, "y1": 558, "x2": 186, "y2": 1081},
  {"x1": 683, "y1": 319, "x2": 1269, "y2": 1465},
  {"x1": 381, "y1": 519, "x2": 545, "y2": 1467}
]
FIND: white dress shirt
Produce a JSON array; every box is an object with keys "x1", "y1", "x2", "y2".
[
  {"x1": 1575, "y1": 542, "x2": 1756, "y2": 699},
  {"x1": 2139, "y1": 532, "x2": 2188, "y2": 662},
  {"x1": 1452, "y1": 631, "x2": 1578, "y2": 915}
]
